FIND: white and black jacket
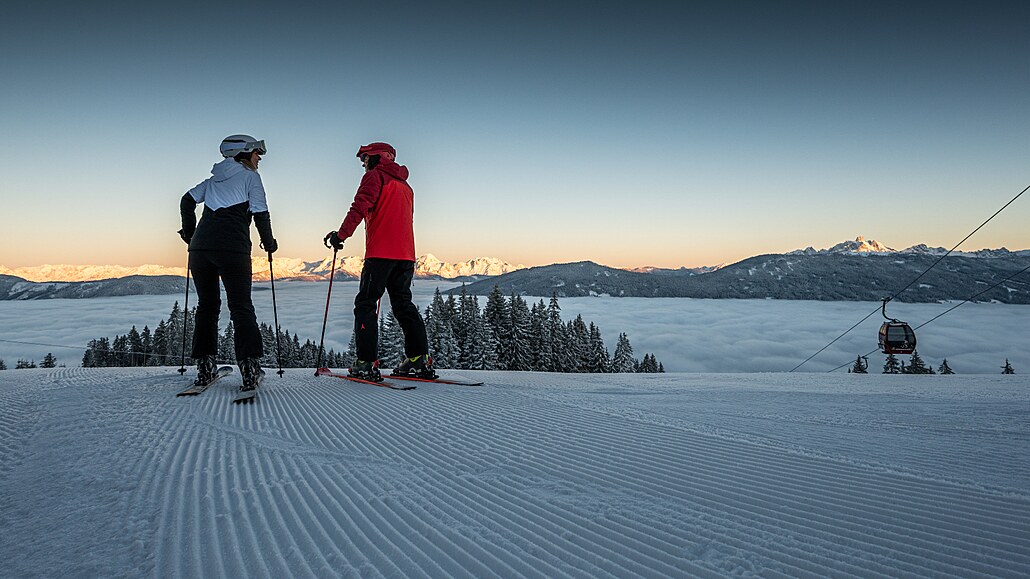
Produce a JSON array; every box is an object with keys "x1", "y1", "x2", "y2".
[{"x1": 180, "y1": 157, "x2": 274, "y2": 254}]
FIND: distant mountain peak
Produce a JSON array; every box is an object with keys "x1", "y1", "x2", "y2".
[
  {"x1": 785, "y1": 237, "x2": 1026, "y2": 259},
  {"x1": 790, "y1": 236, "x2": 894, "y2": 256}
]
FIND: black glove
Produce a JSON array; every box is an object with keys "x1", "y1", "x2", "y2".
[
  {"x1": 252, "y1": 211, "x2": 276, "y2": 254},
  {"x1": 324, "y1": 231, "x2": 344, "y2": 250},
  {"x1": 179, "y1": 193, "x2": 197, "y2": 245}
]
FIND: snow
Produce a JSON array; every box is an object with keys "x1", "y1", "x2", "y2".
[{"x1": 0, "y1": 368, "x2": 1027, "y2": 577}]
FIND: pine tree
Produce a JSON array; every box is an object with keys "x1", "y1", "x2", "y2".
[
  {"x1": 850, "y1": 355, "x2": 868, "y2": 374},
  {"x1": 907, "y1": 350, "x2": 932, "y2": 374},
  {"x1": 938, "y1": 359, "x2": 955, "y2": 374},
  {"x1": 883, "y1": 353, "x2": 901, "y2": 374},
  {"x1": 82, "y1": 342, "x2": 96, "y2": 367},
  {"x1": 426, "y1": 289, "x2": 457, "y2": 369},
  {"x1": 127, "y1": 326, "x2": 143, "y2": 366},
  {"x1": 153, "y1": 320, "x2": 169, "y2": 366},
  {"x1": 218, "y1": 322, "x2": 236, "y2": 364},
  {"x1": 345, "y1": 333, "x2": 357, "y2": 364},
  {"x1": 15, "y1": 359, "x2": 37, "y2": 369},
  {"x1": 528, "y1": 300, "x2": 548, "y2": 371},
  {"x1": 40, "y1": 353, "x2": 58, "y2": 368},
  {"x1": 166, "y1": 301, "x2": 183, "y2": 360},
  {"x1": 545, "y1": 293, "x2": 566, "y2": 372},
  {"x1": 465, "y1": 313, "x2": 497, "y2": 370},
  {"x1": 1002, "y1": 359, "x2": 1015, "y2": 374},
  {"x1": 457, "y1": 294, "x2": 481, "y2": 369},
  {"x1": 301, "y1": 338, "x2": 317, "y2": 368},
  {"x1": 0, "y1": 359, "x2": 6, "y2": 370},
  {"x1": 140, "y1": 325, "x2": 153, "y2": 366},
  {"x1": 180, "y1": 306, "x2": 197, "y2": 362},
  {"x1": 586, "y1": 322, "x2": 610, "y2": 373},
  {"x1": 504, "y1": 293, "x2": 533, "y2": 371},
  {"x1": 112, "y1": 335, "x2": 129, "y2": 366},
  {"x1": 638, "y1": 353, "x2": 660, "y2": 373},
  {"x1": 612, "y1": 333, "x2": 636, "y2": 373},
  {"x1": 485, "y1": 323, "x2": 501, "y2": 370},
  {"x1": 568, "y1": 315, "x2": 590, "y2": 372},
  {"x1": 456, "y1": 288, "x2": 479, "y2": 369},
  {"x1": 258, "y1": 323, "x2": 276, "y2": 366},
  {"x1": 483, "y1": 285, "x2": 511, "y2": 368},
  {"x1": 379, "y1": 311, "x2": 404, "y2": 366}
]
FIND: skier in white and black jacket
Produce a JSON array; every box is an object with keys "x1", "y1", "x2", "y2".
[{"x1": 178, "y1": 134, "x2": 276, "y2": 391}]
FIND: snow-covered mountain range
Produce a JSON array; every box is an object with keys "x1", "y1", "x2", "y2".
[
  {"x1": 455, "y1": 236, "x2": 1030, "y2": 303},
  {"x1": 0, "y1": 254, "x2": 524, "y2": 283},
  {"x1": 4, "y1": 238, "x2": 1026, "y2": 284},
  {"x1": 790, "y1": 235, "x2": 1030, "y2": 258},
  {"x1": 4, "y1": 238, "x2": 1029, "y2": 301}
]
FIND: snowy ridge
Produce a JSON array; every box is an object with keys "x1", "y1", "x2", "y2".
[
  {"x1": 790, "y1": 236, "x2": 1030, "y2": 258},
  {"x1": 415, "y1": 254, "x2": 525, "y2": 278},
  {"x1": 1, "y1": 255, "x2": 524, "y2": 283},
  {"x1": 1, "y1": 368, "x2": 1027, "y2": 577},
  {"x1": 0, "y1": 263, "x2": 186, "y2": 282}
]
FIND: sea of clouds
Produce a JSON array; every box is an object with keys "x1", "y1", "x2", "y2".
[{"x1": 1, "y1": 280, "x2": 1027, "y2": 374}]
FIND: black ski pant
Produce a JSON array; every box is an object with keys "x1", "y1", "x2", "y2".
[
  {"x1": 189, "y1": 250, "x2": 263, "y2": 362},
  {"x1": 353, "y1": 258, "x2": 428, "y2": 363}
]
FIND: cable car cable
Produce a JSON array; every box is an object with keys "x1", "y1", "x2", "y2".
[
  {"x1": 884, "y1": 183, "x2": 1029, "y2": 302},
  {"x1": 824, "y1": 261, "x2": 1030, "y2": 368},
  {"x1": 912, "y1": 262, "x2": 1030, "y2": 331},
  {"x1": 788, "y1": 308, "x2": 882, "y2": 372},
  {"x1": 790, "y1": 182, "x2": 1029, "y2": 372}
]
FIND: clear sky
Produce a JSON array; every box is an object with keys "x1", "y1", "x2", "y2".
[{"x1": 1, "y1": 1, "x2": 1028, "y2": 269}]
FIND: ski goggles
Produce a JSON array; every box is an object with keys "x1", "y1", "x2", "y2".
[{"x1": 225, "y1": 138, "x2": 267, "y2": 155}]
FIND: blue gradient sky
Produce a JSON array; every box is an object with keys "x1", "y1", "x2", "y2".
[{"x1": 2, "y1": 1, "x2": 1028, "y2": 269}]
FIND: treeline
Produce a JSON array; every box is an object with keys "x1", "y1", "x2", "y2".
[
  {"x1": 0, "y1": 353, "x2": 60, "y2": 370},
  {"x1": 76, "y1": 286, "x2": 663, "y2": 374},
  {"x1": 384, "y1": 286, "x2": 664, "y2": 373},
  {"x1": 81, "y1": 302, "x2": 350, "y2": 368},
  {"x1": 849, "y1": 351, "x2": 1018, "y2": 374}
]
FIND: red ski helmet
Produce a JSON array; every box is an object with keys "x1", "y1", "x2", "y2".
[{"x1": 356, "y1": 142, "x2": 396, "y2": 162}]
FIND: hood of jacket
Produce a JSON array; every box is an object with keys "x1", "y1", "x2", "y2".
[
  {"x1": 210, "y1": 157, "x2": 249, "y2": 182},
  {"x1": 374, "y1": 158, "x2": 409, "y2": 181}
]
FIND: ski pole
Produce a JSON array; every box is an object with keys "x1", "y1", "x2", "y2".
[
  {"x1": 315, "y1": 248, "x2": 337, "y2": 374},
  {"x1": 177, "y1": 258, "x2": 191, "y2": 375},
  {"x1": 268, "y1": 252, "x2": 285, "y2": 377}
]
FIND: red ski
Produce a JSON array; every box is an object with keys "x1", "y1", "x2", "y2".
[
  {"x1": 315, "y1": 367, "x2": 416, "y2": 390},
  {"x1": 386, "y1": 373, "x2": 484, "y2": 386}
]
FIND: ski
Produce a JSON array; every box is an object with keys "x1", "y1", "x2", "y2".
[
  {"x1": 387, "y1": 373, "x2": 484, "y2": 386},
  {"x1": 233, "y1": 389, "x2": 257, "y2": 404},
  {"x1": 176, "y1": 366, "x2": 234, "y2": 397},
  {"x1": 232, "y1": 369, "x2": 264, "y2": 405},
  {"x1": 315, "y1": 367, "x2": 416, "y2": 390}
]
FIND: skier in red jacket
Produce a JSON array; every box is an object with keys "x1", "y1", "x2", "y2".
[{"x1": 324, "y1": 142, "x2": 435, "y2": 381}]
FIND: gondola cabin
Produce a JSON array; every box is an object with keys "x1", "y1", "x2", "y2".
[{"x1": 879, "y1": 321, "x2": 916, "y2": 355}]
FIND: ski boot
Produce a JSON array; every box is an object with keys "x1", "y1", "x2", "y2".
[
  {"x1": 349, "y1": 359, "x2": 383, "y2": 382},
  {"x1": 392, "y1": 354, "x2": 438, "y2": 380},
  {"x1": 238, "y1": 357, "x2": 265, "y2": 392},
  {"x1": 195, "y1": 355, "x2": 217, "y2": 386}
]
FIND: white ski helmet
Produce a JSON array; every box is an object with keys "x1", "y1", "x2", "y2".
[{"x1": 220, "y1": 134, "x2": 267, "y2": 158}]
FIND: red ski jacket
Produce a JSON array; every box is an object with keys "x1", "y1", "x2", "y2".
[{"x1": 337, "y1": 160, "x2": 416, "y2": 261}]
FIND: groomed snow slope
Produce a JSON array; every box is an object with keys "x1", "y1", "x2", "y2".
[{"x1": 1, "y1": 368, "x2": 1027, "y2": 578}]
